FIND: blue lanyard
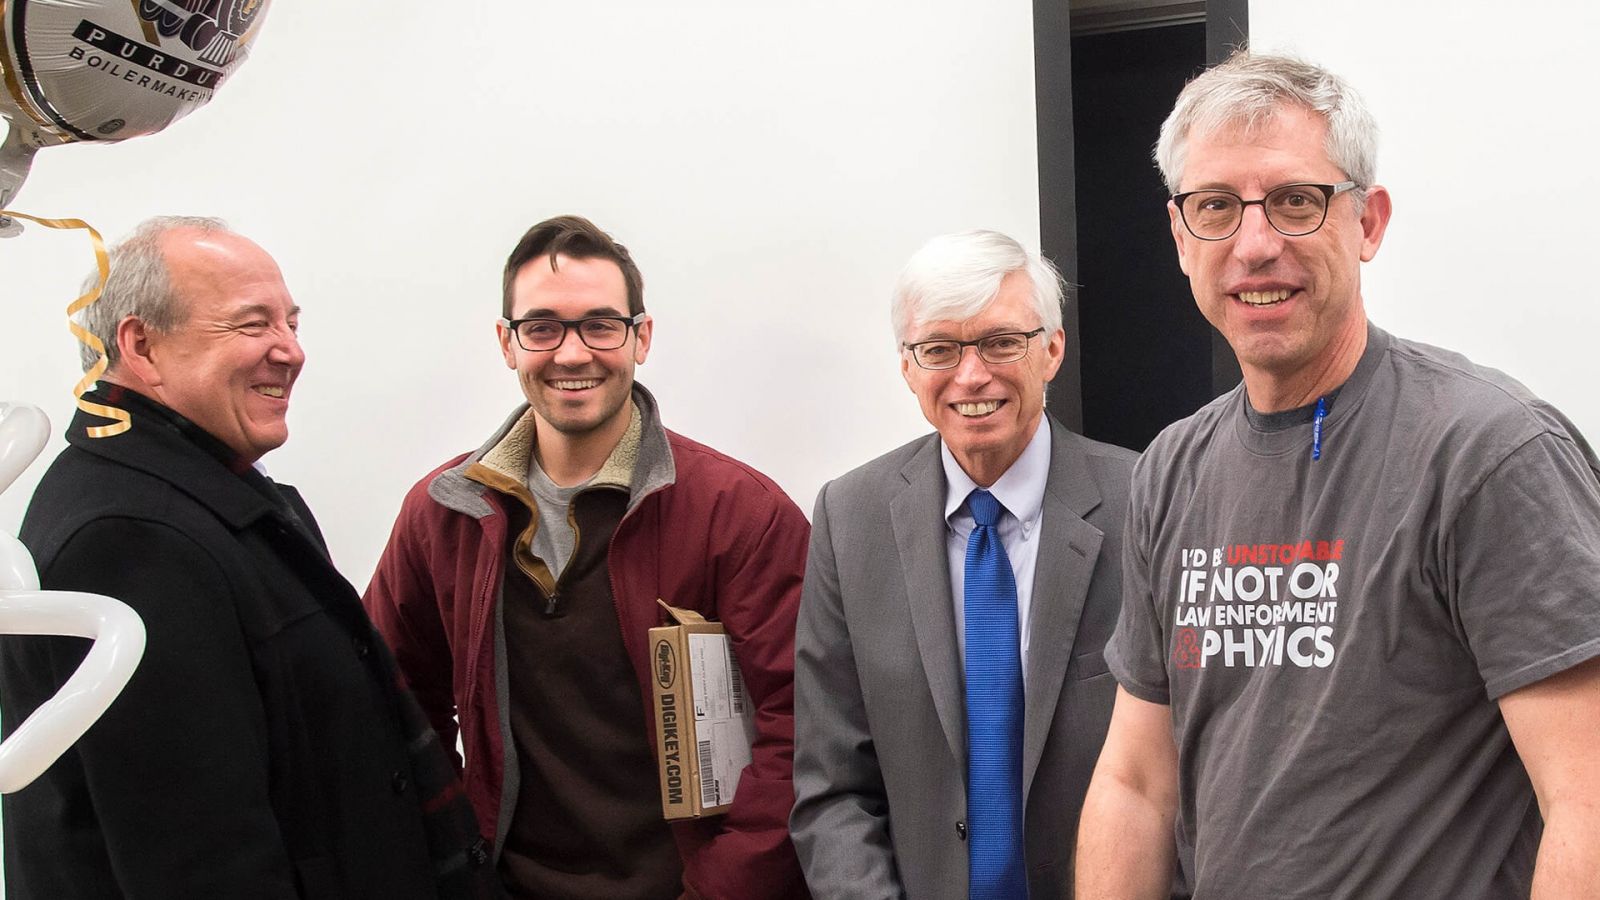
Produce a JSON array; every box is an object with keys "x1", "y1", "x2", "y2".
[{"x1": 1311, "y1": 396, "x2": 1328, "y2": 461}]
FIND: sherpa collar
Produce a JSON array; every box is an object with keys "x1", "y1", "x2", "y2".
[
  {"x1": 426, "y1": 382, "x2": 676, "y2": 521},
  {"x1": 472, "y1": 401, "x2": 641, "y2": 494}
]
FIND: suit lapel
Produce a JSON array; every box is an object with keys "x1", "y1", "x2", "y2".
[
  {"x1": 1022, "y1": 422, "x2": 1105, "y2": 804},
  {"x1": 891, "y1": 438, "x2": 966, "y2": 771}
]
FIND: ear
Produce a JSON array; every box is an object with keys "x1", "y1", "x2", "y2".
[
  {"x1": 113, "y1": 316, "x2": 164, "y2": 387},
  {"x1": 1167, "y1": 200, "x2": 1193, "y2": 276},
  {"x1": 497, "y1": 320, "x2": 518, "y2": 370},
  {"x1": 632, "y1": 315, "x2": 653, "y2": 366},
  {"x1": 1358, "y1": 185, "x2": 1392, "y2": 262},
  {"x1": 901, "y1": 348, "x2": 918, "y2": 393},
  {"x1": 1039, "y1": 327, "x2": 1066, "y2": 381}
]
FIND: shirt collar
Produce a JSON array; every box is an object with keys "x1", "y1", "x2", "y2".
[{"x1": 940, "y1": 414, "x2": 1052, "y2": 525}]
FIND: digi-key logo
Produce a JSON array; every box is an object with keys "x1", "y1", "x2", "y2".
[{"x1": 654, "y1": 640, "x2": 676, "y2": 689}]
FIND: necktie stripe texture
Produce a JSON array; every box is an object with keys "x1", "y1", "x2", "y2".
[{"x1": 963, "y1": 489, "x2": 1026, "y2": 898}]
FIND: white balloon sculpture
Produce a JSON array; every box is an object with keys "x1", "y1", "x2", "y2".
[{"x1": 0, "y1": 401, "x2": 144, "y2": 793}]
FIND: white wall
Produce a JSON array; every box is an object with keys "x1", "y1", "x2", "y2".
[
  {"x1": 0, "y1": 1, "x2": 1043, "y2": 587},
  {"x1": 9, "y1": 2, "x2": 1596, "y2": 641},
  {"x1": 1251, "y1": 1, "x2": 1600, "y2": 438}
]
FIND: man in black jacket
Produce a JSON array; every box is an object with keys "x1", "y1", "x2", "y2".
[{"x1": 0, "y1": 217, "x2": 499, "y2": 899}]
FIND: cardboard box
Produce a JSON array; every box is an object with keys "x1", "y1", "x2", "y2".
[{"x1": 650, "y1": 601, "x2": 756, "y2": 819}]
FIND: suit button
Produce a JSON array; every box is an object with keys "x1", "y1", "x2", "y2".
[
  {"x1": 391, "y1": 770, "x2": 409, "y2": 794},
  {"x1": 956, "y1": 821, "x2": 967, "y2": 840},
  {"x1": 353, "y1": 636, "x2": 371, "y2": 659}
]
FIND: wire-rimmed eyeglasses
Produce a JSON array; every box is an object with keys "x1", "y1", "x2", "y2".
[
  {"x1": 902, "y1": 328, "x2": 1045, "y2": 370},
  {"x1": 1172, "y1": 181, "x2": 1359, "y2": 241},
  {"x1": 500, "y1": 312, "x2": 646, "y2": 352}
]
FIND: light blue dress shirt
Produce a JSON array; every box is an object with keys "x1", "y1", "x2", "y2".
[{"x1": 941, "y1": 415, "x2": 1051, "y2": 687}]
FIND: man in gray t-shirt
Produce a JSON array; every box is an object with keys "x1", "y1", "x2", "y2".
[{"x1": 1074, "y1": 53, "x2": 1600, "y2": 899}]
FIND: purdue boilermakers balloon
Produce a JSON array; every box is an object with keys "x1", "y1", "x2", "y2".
[{"x1": 0, "y1": 0, "x2": 271, "y2": 210}]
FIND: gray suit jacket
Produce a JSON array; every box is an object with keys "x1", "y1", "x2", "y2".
[{"x1": 791, "y1": 417, "x2": 1136, "y2": 899}]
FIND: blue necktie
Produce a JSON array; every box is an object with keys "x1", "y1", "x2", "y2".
[{"x1": 964, "y1": 489, "x2": 1026, "y2": 898}]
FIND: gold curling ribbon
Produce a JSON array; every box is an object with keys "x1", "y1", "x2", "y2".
[{"x1": 0, "y1": 208, "x2": 128, "y2": 437}]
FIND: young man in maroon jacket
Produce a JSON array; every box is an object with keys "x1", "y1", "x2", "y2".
[{"x1": 365, "y1": 215, "x2": 810, "y2": 900}]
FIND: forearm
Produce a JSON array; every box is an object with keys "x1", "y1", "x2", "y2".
[
  {"x1": 364, "y1": 531, "x2": 461, "y2": 756},
  {"x1": 790, "y1": 646, "x2": 904, "y2": 899},
  {"x1": 1501, "y1": 658, "x2": 1600, "y2": 900},
  {"x1": 789, "y1": 788, "x2": 903, "y2": 899},
  {"x1": 790, "y1": 485, "x2": 902, "y2": 898},
  {"x1": 1074, "y1": 770, "x2": 1176, "y2": 899},
  {"x1": 684, "y1": 766, "x2": 807, "y2": 899},
  {"x1": 49, "y1": 529, "x2": 299, "y2": 896},
  {"x1": 790, "y1": 608, "x2": 903, "y2": 896},
  {"x1": 684, "y1": 499, "x2": 810, "y2": 898},
  {"x1": 1531, "y1": 801, "x2": 1600, "y2": 899}
]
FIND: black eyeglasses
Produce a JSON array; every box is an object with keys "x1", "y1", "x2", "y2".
[
  {"x1": 1172, "y1": 181, "x2": 1359, "y2": 240},
  {"x1": 500, "y1": 312, "x2": 646, "y2": 352},
  {"x1": 902, "y1": 328, "x2": 1045, "y2": 370}
]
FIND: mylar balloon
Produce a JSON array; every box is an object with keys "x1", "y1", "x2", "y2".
[{"x1": 0, "y1": 0, "x2": 271, "y2": 213}]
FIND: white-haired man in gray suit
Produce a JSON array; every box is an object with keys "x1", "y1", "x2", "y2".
[{"x1": 791, "y1": 229, "x2": 1137, "y2": 899}]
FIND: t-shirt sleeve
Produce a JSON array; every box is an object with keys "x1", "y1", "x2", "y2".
[
  {"x1": 1105, "y1": 468, "x2": 1172, "y2": 705},
  {"x1": 1450, "y1": 430, "x2": 1600, "y2": 698}
]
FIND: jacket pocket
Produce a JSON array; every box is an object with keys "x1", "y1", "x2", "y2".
[{"x1": 1069, "y1": 647, "x2": 1109, "y2": 680}]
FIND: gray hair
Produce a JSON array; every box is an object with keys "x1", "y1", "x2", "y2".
[
  {"x1": 890, "y1": 229, "x2": 1064, "y2": 345},
  {"x1": 1154, "y1": 51, "x2": 1379, "y2": 198},
  {"x1": 77, "y1": 215, "x2": 229, "y2": 371}
]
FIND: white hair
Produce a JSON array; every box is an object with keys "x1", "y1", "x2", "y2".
[
  {"x1": 1155, "y1": 50, "x2": 1379, "y2": 200},
  {"x1": 76, "y1": 215, "x2": 230, "y2": 371},
  {"x1": 890, "y1": 229, "x2": 1064, "y2": 345}
]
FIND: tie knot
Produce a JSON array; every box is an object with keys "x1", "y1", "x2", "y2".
[{"x1": 968, "y1": 489, "x2": 1003, "y2": 527}]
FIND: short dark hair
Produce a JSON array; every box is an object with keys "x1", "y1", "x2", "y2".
[{"x1": 501, "y1": 215, "x2": 644, "y2": 318}]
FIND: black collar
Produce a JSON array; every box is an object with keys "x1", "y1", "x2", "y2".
[{"x1": 67, "y1": 384, "x2": 294, "y2": 533}]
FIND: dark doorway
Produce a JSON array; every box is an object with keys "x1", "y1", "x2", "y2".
[
  {"x1": 1071, "y1": 23, "x2": 1212, "y2": 451},
  {"x1": 1036, "y1": 1, "x2": 1249, "y2": 450}
]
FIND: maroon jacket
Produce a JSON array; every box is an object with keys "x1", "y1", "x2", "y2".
[{"x1": 365, "y1": 386, "x2": 810, "y2": 899}]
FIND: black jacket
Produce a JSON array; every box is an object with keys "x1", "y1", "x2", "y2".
[{"x1": 0, "y1": 387, "x2": 496, "y2": 899}]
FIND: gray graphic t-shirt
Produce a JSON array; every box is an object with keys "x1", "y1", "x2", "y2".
[{"x1": 1106, "y1": 324, "x2": 1600, "y2": 899}]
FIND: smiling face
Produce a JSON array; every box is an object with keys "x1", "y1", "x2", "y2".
[
  {"x1": 138, "y1": 230, "x2": 304, "y2": 462},
  {"x1": 1170, "y1": 104, "x2": 1391, "y2": 409},
  {"x1": 498, "y1": 254, "x2": 651, "y2": 451},
  {"x1": 901, "y1": 270, "x2": 1064, "y2": 486}
]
